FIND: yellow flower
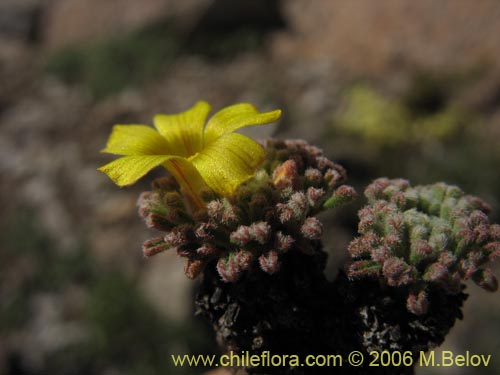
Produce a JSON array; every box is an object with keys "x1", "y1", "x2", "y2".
[{"x1": 98, "y1": 101, "x2": 281, "y2": 205}]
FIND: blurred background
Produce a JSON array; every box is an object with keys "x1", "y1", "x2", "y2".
[{"x1": 1, "y1": 0, "x2": 500, "y2": 374}]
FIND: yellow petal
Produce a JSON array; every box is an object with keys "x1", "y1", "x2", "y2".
[
  {"x1": 162, "y1": 157, "x2": 207, "y2": 209},
  {"x1": 99, "y1": 154, "x2": 207, "y2": 207},
  {"x1": 98, "y1": 155, "x2": 171, "y2": 186},
  {"x1": 153, "y1": 101, "x2": 211, "y2": 158},
  {"x1": 204, "y1": 103, "x2": 281, "y2": 145},
  {"x1": 190, "y1": 133, "x2": 265, "y2": 196},
  {"x1": 102, "y1": 125, "x2": 170, "y2": 155}
]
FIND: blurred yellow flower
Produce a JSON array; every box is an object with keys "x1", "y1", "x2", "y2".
[{"x1": 98, "y1": 101, "x2": 281, "y2": 205}]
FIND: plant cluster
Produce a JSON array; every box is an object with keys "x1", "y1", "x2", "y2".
[
  {"x1": 100, "y1": 101, "x2": 499, "y2": 374},
  {"x1": 138, "y1": 139, "x2": 356, "y2": 282},
  {"x1": 347, "y1": 178, "x2": 499, "y2": 315}
]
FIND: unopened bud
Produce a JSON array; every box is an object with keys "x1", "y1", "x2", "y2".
[
  {"x1": 221, "y1": 201, "x2": 238, "y2": 224},
  {"x1": 184, "y1": 259, "x2": 204, "y2": 279},
  {"x1": 372, "y1": 246, "x2": 390, "y2": 263},
  {"x1": 277, "y1": 203, "x2": 294, "y2": 223},
  {"x1": 197, "y1": 244, "x2": 217, "y2": 256},
  {"x1": 472, "y1": 268, "x2": 498, "y2": 292},
  {"x1": 429, "y1": 233, "x2": 448, "y2": 252},
  {"x1": 383, "y1": 233, "x2": 402, "y2": 250},
  {"x1": 272, "y1": 160, "x2": 299, "y2": 190},
  {"x1": 288, "y1": 192, "x2": 309, "y2": 218},
  {"x1": 382, "y1": 257, "x2": 416, "y2": 286},
  {"x1": 358, "y1": 207, "x2": 375, "y2": 233},
  {"x1": 249, "y1": 222, "x2": 271, "y2": 244},
  {"x1": 490, "y1": 224, "x2": 500, "y2": 241},
  {"x1": 315, "y1": 156, "x2": 335, "y2": 171},
  {"x1": 465, "y1": 196, "x2": 491, "y2": 214},
  {"x1": 165, "y1": 208, "x2": 183, "y2": 225},
  {"x1": 235, "y1": 250, "x2": 254, "y2": 271},
  {"x1": 470, "y1": 210, "x2": 488, "y2": 226},
  {"x1": 176, "y1": 247, "x2": 191, "y2": 257},
  {"x1": 404, "y1": 188, "x2": 419, "y2": 208},
  {"x1": 146, "y1": 213, "x2": 172, "y2": 231},
  {"x1": 348, "y1": 232, "x2": 381, "y2": 258},
  {"x1": 304, "y1": 168, "x2": 323, "y2": 185},
  {"x1": 304, "y1": 144, "x2": 323, "y2": 157},
  {"x1": 373, "y1": 201, "x2": 393, "y2": 216},
  {"x1": 409, "y1": 239, "x2": 434, "y2": 265},
  {"x1": 409, "y1": 225, "x2": 429, "y2": 241},
  {"x1": 259, "y1": 251, "x2": 280, "y2": 274},
  {"x1": 230, "y1": 225, "x2": 252, "y2": 246},
  {"x1": 164, "y1": 191, "x2": 184, "y2": 209},
  {"x1": 364, "y1": 178, "x2": 391, "y2": 202},
  {"x1": 137, "y1": 192, "x2": 153, "y2": 218},
  {"x1": 348, "y1": 260, "x2": 381, "y2": 279},
  {"x1": 484, "y1": 242, "x2": 500, "y2": 261},
  {"x1": 206, "y1": 200, "x2": 224, "y2": 220},
  {"x1": 460, "y1": 259, "x2": 478, "y2": 279},
  {"x1": 142, "y1": 237, "x2": 171, "y2": 257},
  {"x1": 195, "y1": 222, "x2": 216, "y2": 241},
  {"x1": 306, "y1": 187, "x2": 325, "y2": 208},
  {"x1": 324, "y1": 169, "x2": 343, "y2": 188},
  {"x1": 275, "y1": 232, "x2": 295, "y2": 252},
  {"x1": 390, "y1": 191, "x2": 407, "y2": 209},
  {"x1": 324, "y1": 185, "x2": 357, "y2": 209},
  {"x1": 444, "y1": 185, "x2": 463, "y2": 199},
  {"x1": 474, "y1": 224, "x2": 490, "y2": 245},
  {"x1": 208, "y1": 198, "x2": 238, "y2": 224},
  {"x1": 217, "y1": 256, "x2": 240, "y2": 282},
  {"x1": 301, "y1": 217, "x2": 323, "y2": 240},
  {"x1": 438, "y1": 251, "x2": 456, "y2": 267},
  {"x1": 455, "y1": 229, "x2": 474, "y2": 258},
  {"x1": 423, "y1": 263, "x2": 449, "y2": 284},
  {"x1": 407, "y1": 290, "x2": 429, "y2": 315},
  {"x1": 385, "y1": 213, "x2": 405, "y2": 235},
  {"x1": 164, "y1": 225, "x2": 191, "y2": 247}
]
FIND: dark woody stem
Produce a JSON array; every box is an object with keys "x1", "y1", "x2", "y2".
[{"x1": 195, "y1": 240, "x2": 461, "y2": 374}]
